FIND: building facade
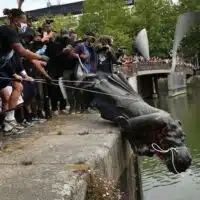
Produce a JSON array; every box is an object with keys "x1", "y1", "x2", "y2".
[{"x1": 0, "y1": 0, "x2": 135, "y2": 20}]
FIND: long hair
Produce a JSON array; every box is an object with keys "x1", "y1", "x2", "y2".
[{"x1": 3, "y1": 8, "x2": 25, "y2": 20}]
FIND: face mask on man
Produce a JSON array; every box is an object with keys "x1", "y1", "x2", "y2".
[{"x1": 19, "y1": 23, "x2": 28, "y2": 33}]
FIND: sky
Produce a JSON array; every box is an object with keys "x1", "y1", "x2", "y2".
[
  {"x1": 0, "y1": 0, "x2": 178, "y2": 16},
  {"x1": 0, "y1": 0, "x2": 83, "y2": 16}
]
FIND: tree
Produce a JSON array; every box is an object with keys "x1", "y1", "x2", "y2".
[
  {"x1": 53, "y1": 14, "x2": 78, "y2": 31},
  {"x1": 0, "y1": 19, "x2": 7, "y2": 25},
  {"x1": 179, "y1": 0, "x2": 200, "y2": 11},
  {"x1": 77, "y1": 0, "x2": 135, "y2": 53},
  {"x1": 133, "y1": 0, "x2": 178, "y2": 57},
  {"x1": 33, "y1": 14, "x2": 78, "y2": 32},
  {"x1": 177, "y1": 0, "x2": 200, "y2": 59},
  {"x1": 78, "y1": 0, "x2": 179, "y2": 56}
]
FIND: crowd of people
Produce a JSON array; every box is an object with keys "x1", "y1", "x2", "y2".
[
  {"x1": 133, "y1": 55, "x2": 195, "y2": 67},
  {"x1": 0, "y1": 8, "x2": 126, "y2": 136}
]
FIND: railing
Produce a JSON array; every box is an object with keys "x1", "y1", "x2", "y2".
[{"x1": 117, "y1": 62, "x2": 194, "y2": 77}]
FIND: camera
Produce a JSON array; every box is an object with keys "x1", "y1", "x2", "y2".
[{"x1": 45, "y1": 19, "x2": 54, "y2": 25}]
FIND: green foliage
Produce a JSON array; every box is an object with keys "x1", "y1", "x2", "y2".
[
  {"x1": 179, "y1": 0, "x2": 200, "y2": 11},
  {"x1": 178, "y1": 0, "x2": 200, "y2": 58},
  {"x1": 78, "y1": 0, "x2": 126, "y2": 34},
  {"x1": 133, "y1": 0, "x2": 178, "y2": 57},
  {"x1": 77, "y1": 0, "x2": 180, "y2": 56},
  {"x1": 77, "y1": 0, "x2": 135, "y2": 54},
  {"x1": 179, "y1": 26, "x2": 200, "y2": 59},
  {"x1": 52, "y1": 14, "x2": 78, "y2": 31},
  {"x1": 77, "y1": 0, "x2": 200, "y2": 57},
  {"x1": 33, "y1": 14, "x2": 78, "y2": 32},
  {"x1": 0, "y1": 18, "x2": 8, "y2": 25}
]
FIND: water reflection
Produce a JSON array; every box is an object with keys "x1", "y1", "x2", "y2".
[{"x1": 142, "y1": 87, "x2": 200, "y2": 200}]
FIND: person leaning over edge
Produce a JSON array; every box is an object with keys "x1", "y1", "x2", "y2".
[{"x1": 0, "y1": 8, "x2": 51, "y2": 134}]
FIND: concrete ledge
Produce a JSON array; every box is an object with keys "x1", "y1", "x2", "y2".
[{"x1": 0, "y1": 114, "x2": 137, "y2": 200}]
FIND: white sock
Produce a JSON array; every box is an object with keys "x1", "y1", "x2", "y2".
[
  {"x1": 4, "y1": 121, "x2": 13, "y2": 132},
  {"x1": 5, "y1": 110, "x2": 15, "y2": 121}
]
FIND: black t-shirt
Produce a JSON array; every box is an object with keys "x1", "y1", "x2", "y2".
[
  {"x1": 0, "y1": 25, "x2": 20, "y2": 54},
  {"x1": 0, "y1": 25, "x2": 20, "y2": 74},
  {"x1": 46, "y1": 38, "x2": 77, "y2": 78}
]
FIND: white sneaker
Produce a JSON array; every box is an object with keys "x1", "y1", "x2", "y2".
[
  {"x1": 4, "y1": 128, "x2": 24, "y2": 136},
  {"x1": 21, "y1": 120, "x2": 34, "y2": 128},
  {"x1": 9, "y1": 121, "x2": 24, "y2": 130},
  {"x1": 53, "y1": 111, "x2": 59, "y2": 116},
  {"x1": 4, "y1": 121, "x2": 13, "y2": 132},
  {"x1": 60, "y1": 109, "x2": 68, "y2": 115},
  {"x1": 4, "y1": 120, "x2": 24, "y2": 135},
  {"x1": 32, "y1": 118, "x2": 47, "y2": 124}
]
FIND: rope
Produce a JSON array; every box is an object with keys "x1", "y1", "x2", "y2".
[
  {"x1": 0, "y1": 76, "x2": 136, "y2": 100},
  {"x1": 0, "y1": 76, "x2": 96, "y2": 84},
  {"x1": 34, "y1": 78, "x2": 96, "y2": 84},
  {"x1": 151, "y1": 143, "x2": 185, "y2": 174},
  {"x1": 38, "y1": 80, "x2": 136, "y2": 100}
]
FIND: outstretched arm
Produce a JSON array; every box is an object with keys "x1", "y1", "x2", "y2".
[
  {"x1": 12, "y1": 43, "x2": 46, "y2": 61},
  {"x1": 31, "y1": 60, "x2": 52, "y2": 81},
  {"x1": 12, "y1": 43, "x2": 51, "y2": 80}
]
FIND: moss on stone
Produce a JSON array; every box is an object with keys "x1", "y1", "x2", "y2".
[
  {"x1": 57, "y1": 131, "x2": 63, "y2": 135},
  {"x1": 86, "y1": 170, "x2": 121, "y2": 200}
]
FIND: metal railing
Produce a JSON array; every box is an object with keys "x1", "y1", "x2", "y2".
[{"x1": 117, "y1": 62, "x2": 194, "y2": 77}]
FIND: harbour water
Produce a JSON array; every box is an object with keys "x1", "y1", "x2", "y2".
[{"x1": 142, "y1": 87, "x2": 200, "y2": 200}]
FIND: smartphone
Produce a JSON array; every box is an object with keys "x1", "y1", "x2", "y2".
[{"x1": 43, "y1": 32, "x2": 48, "y2": 37}]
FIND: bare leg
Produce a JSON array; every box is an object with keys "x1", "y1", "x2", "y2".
[
  {"x1": 0, "y1": 87, "x2": 10, "y2": 112},
  {"x1": 8, "y1": 81, "x2": 23, "y2": 110},
  {"x1": 1, "y1": 87, "x2": 15, "y2": 122},
  {"x1": 1, "y1": 82, "x2": 24, "y2": 133}
]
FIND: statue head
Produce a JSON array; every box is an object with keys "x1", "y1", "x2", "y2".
[
  {"x1": 152, "y1": 118, "x2": 192, "y2": 173},
  {"x1": 116, "y1": 114, "x2": 192, "y2": 174}
]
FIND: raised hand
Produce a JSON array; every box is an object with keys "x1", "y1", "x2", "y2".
[{"x1": 17, "y1": 0, "x2": 25, "y2": 9}]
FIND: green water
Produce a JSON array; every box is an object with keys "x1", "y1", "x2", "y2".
[{"x1": 142, "y1": 88, "x2": 200, "y2": 200}]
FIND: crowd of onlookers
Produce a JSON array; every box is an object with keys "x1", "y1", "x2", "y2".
[
  {"x1": 132, "y1": 55, "x2": 195, "y2": 68},
  {"x1": 133, "y1": 55, "x2": 172, "y2": 63}
]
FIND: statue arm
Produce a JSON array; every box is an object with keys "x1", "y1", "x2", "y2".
[{"x1": 115, "y1": 111, "x2": 168, "y2": 132}]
